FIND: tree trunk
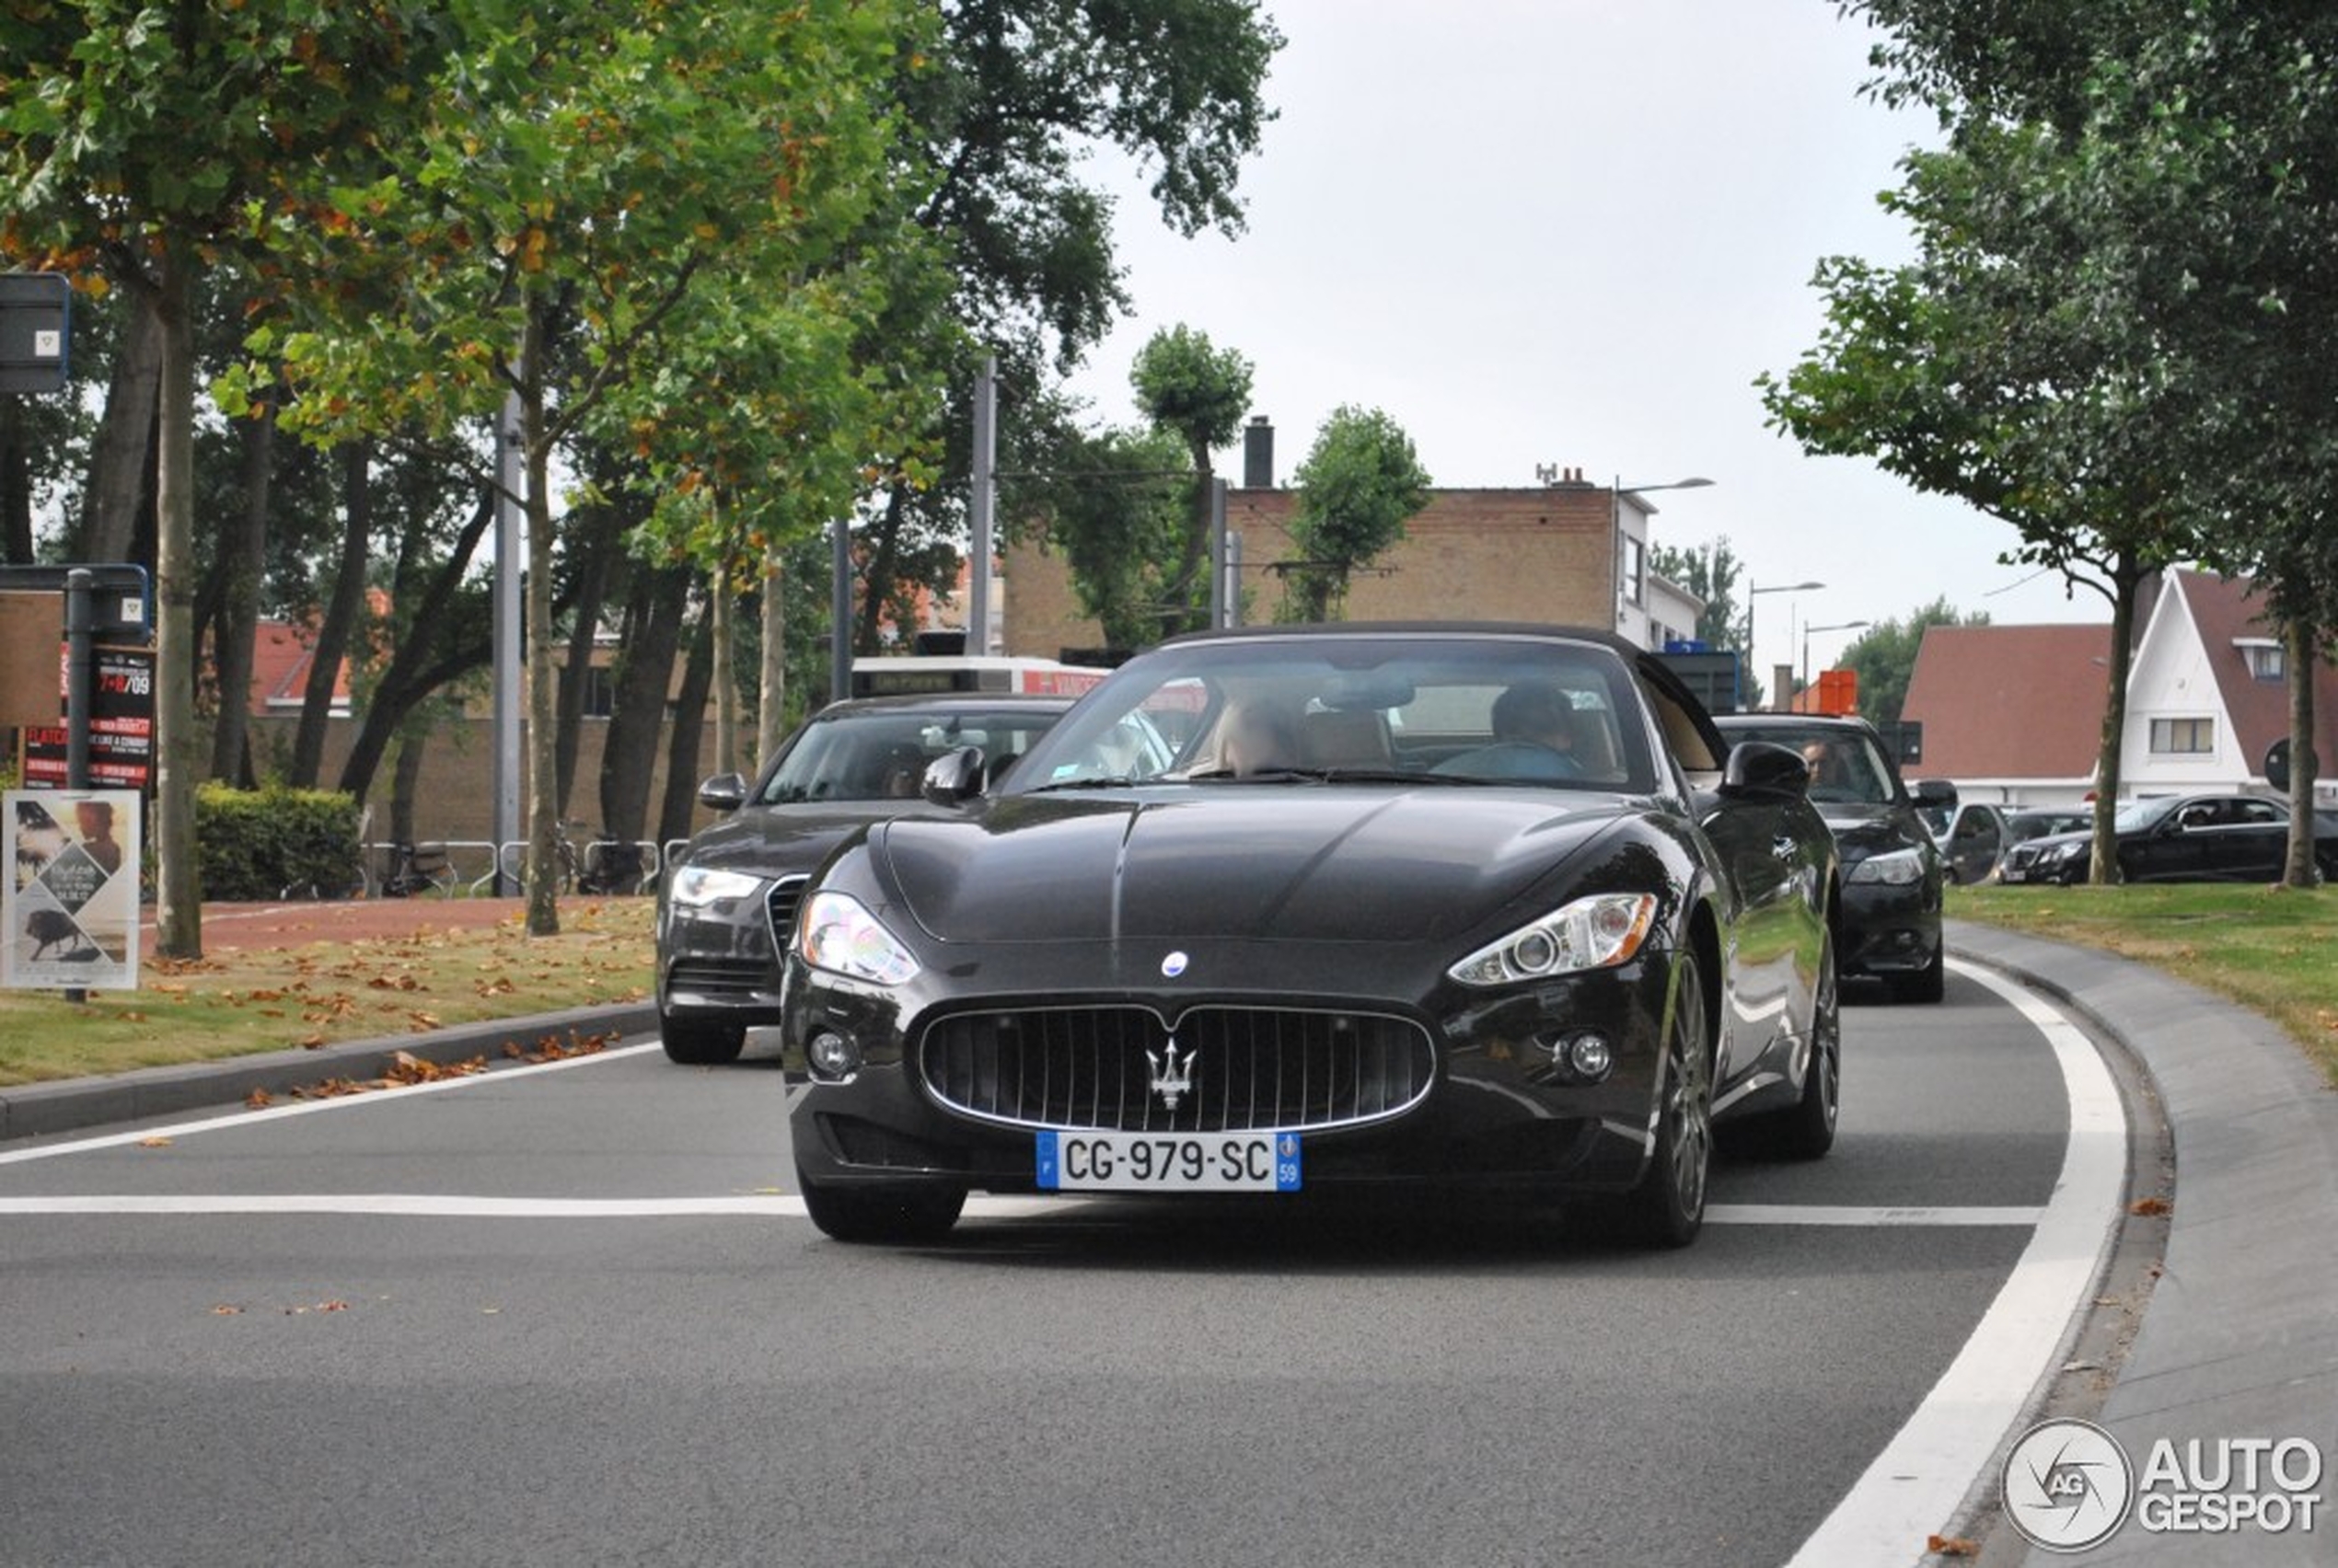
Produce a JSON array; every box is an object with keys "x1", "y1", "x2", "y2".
[
  {"x1": 2283, "y1": 617, "x2": 2321, "y2": 888},
  {"x1": 855, "y1": 486, "x2": 905, "y2": 655},
  {"x1": 2088, "y1": 552, "x2": 2142, "y2": 886},
  {"x1": 658, "y1": 599, "x2": 714, "y2": 849},
  {"x1": 758, "y1": 535, "x2": 787, "y2": 771},
  {"x1": 520, "y1": 313, "x2": 561, "y2": 937},
  {"x1": 80, "y1": 291, "x2": 163, "y2": 565},
  {"x1": 293, "y1": 442, "x2": 376, "y2": 788},
  {"x1": 711, "y1": 564, "x2": 739, "y2": 778},
  {"x1": 600, "y1": 561, "x2": 687, "y2": 850},
  {"x1": 151, "y1": 244, "x2": 201, "y2": 960},
  {"x1": 207, "y1": 403, "x2": 275, "y2": 784}
]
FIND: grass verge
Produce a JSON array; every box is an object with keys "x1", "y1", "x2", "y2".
[
  {"x1": 1951, "y1": 882, "x2": 2338, "y2": 1087},
  {"x1": 0, "y1": 901, "x2": 654, "y2": 1090}
]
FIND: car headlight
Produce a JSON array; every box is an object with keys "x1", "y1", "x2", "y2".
[
  {"x1": 2045, "y1": 839, "x2": 2090, "y2": 863},
  {"x1": 1847, "y1": 847, "x2": 1926, "y2": 886},
  {"x1": 1448, "y1": 893, "x2": 1658, "y2": 986},
  {"x1": 798, "y1": 891, "x2": 921, "y2": 986},
  {"x1": 668, "y1": 866, "x2": 764, "y2": 907}
]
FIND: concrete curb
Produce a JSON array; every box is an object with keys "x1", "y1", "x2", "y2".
[
  {"x1": 0, "y1": 1001, "x2": 657, "y2": 1143},
  {"x1": 1947, "y1": 920, "x2": 2338, "y2": 1565}
]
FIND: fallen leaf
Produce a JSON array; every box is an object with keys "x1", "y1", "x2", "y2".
[
  {"x1": 137, "y1": 1136, "x2": 172, "y2": 1149},
  {"x1": 2130, "y1": 1195, "x2": 2172, "y2": 1216},
  {"x1": 1927, "y1": 1535, "x2": 1980, "y2": 1557},
  {"x1": 245, "y1": 1088, "x2": 273, "y2": 1110},
  {"x1": 211, "y1": 1304, "x2": 245, "y2": 1316}
]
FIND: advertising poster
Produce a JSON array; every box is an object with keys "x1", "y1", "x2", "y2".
[{"x1": 5, "y1": 788, "x2": 140, "y2": 990}]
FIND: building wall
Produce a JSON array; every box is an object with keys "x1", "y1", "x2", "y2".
[{"x1": 1003, "y1": 485, "x2": 1623, "y2": 659}]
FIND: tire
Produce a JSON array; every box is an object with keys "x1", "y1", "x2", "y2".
[
  {"x1": 1763, "y1": 930, "x2": 1840, "y2": 1159},
  {"x1": 1610, "y1": 957, "x2": 1713, "y2": 1248},
  {"x1": 659, "y1": 1014, "x2": 746, "y2": 1066},
  {"x1": 1892, "y1": 943, "x2": 1946, "y2": 1004},
  {"x1": 796, "y1": 1166, "x2": 966, "y2": 1244}
]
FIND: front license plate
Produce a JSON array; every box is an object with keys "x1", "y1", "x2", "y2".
[{"x1": 1036, "y1": 1130, "x2": 1302, "y2": 1193}]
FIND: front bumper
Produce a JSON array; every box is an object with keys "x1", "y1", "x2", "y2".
[
  {"x1": 654, "y1": 878, "x2": 801, "y2": 1026},
  {"x1": 1839, "y1": 879, "x2": 1941, "y2": 976},
  {"x1": 782, "y1": 940, "x2": 1683, "y2": 1201}
]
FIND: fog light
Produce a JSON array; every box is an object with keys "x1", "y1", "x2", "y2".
[
  {"x1": 1566, "y1": 1032, "x2": 1614, "y2": 1082},
  {"x1": 807, "y1": 1031, "x2": 862, "y2": 1082}
]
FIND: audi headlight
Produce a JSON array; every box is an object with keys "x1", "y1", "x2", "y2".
[
  {"x1": 668, "y1": 866, "x2": 763, "y2": 907},
  {"x1": 798, "y1": 891, "x2": 921, "y2": 986},
  {"x1": 1847, "y1": 847, "x2": 1925, "y2": 886},
  {"x1": 1449, "y1": 893, "x2": 1659, "y2": 986}
]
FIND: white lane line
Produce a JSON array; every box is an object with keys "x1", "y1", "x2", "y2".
[
  {"x1": 0, "y1": 1041, "x2": 663, "y2": 1168},
  {"x1": 1710, "y1": 1205, "x2": 2043, "y2": 1227},
  {"x1": 1785, "y1": 956, "x2": 2129, "y2": 1568}
]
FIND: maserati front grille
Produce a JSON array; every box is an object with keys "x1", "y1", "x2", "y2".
[{"x1": 919, "y1": 1005, "x2": 1436, "y2": 1134}]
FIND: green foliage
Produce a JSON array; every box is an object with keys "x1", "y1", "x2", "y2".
[
  {"x1": 194, "y1": 782, "x2": 361, "y2": 900},
  {"x1": 1279, "y1": 406, "x2": 1430, "y2": 623},
  {"x1": 1029, "y1": 425, "x2": 1192, "y2": 649},
  {"x1": 1838, "y1": 597, "x2": 1987, "y2": 732}
]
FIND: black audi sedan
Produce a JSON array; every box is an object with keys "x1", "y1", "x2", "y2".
[
  {"x1": 779, "y1": 624, "x2": 1842, "y2": 1249},
  {"x1": 1713, "y1": 714, "x2": 1945, "y2": 1002},
  {"x1": 1997, "y1": 792, "x2": 2338, "y2": 884},
  {"x1": 654, "y1": 693, "x2": 1081, "y2": 1065}
]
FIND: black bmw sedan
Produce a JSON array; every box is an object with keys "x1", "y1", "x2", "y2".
[
  {"x1": 1714, "y1": 714, "x2": 1946, "y2": 1002},
  {"x1": 778, "y1": 625, "x2": 1843, "y2": 1249},
  {"x1": 654, "y1": 693, "x2": 1078, "y2": 1064}
]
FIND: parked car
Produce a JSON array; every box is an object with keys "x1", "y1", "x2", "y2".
[
  {"x1": 654, "y1": 693, "x2": 1083, "y2": 1065},
  {"x1": 1997, "y1": 793, "x2": 2338, "y2": 885},
  {"x1": 1930, "y1": 801, "x2": 2090, "y2": 883},
  {"x1": 779, "y1": 623, "x2": 1842, "y2": 1249},
  {"x1": 1714, "y1": 713, "x2": 1946, "y2": 1001}
]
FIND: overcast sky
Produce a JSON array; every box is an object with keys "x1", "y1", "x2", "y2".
[{"x1": 1062, "y1": 0, "x2": 2112, "y2": 683}]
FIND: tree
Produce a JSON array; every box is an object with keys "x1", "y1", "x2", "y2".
[
  {"x1": 1837, "y1": 598, "x2": 1987, "y2": 733},
  {"x1": 1130, "y1": 324, "x2": 1253, "y2": 635},
  {"x1": 1279, "y1": 407, "x2": 1430, "y2": 623},
  {"x1": 0, "y1": 1, "x2": 453, "y2": 959},
  {"x1": 233, "y1": 1, "x2": 911, "y2": 936},
  {"x1": 1027, "y1": 425, "x2": 1190, "y2": 651}
]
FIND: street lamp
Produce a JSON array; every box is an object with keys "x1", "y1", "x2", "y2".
[
  {"x1": 1747, "y1": 581, "x2": 1823, "y2": 707},
  {"x1": 1801, "y1": 618, "x2": 1870, "y2": 691},
  {"x1": 1611, "y1": 476, "x2": 1714, "y2": 637}
]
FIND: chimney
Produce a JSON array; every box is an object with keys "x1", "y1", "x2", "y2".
[{"x1": 1243, "y1": 415, "x2": 1274, "y2": 488}]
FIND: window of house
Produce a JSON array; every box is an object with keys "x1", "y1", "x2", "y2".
[
  {"x1": 578, "y1": 663, "x2": 618, "y2": 720},
  {"x1": 2149, "y1": 717, "x2": 2215, "y2": 755},
  {"x1": 1621, "y1": 534, "x2": 1645, "y2": 607},
  {"x1": 2238, "y1": 640, "x2": 2285, "y2": 682}
]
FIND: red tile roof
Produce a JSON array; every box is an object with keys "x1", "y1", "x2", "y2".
[{"x1": 1903, "y1": 623, "x2": 2113, "y2": 782}]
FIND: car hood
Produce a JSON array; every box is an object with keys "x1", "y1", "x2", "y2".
[
  {"x1": 1814, "y1": 802, "x2": 1922, "y2": 862},
  {"x1": 870, "y1": 789, "x2": 1638, "y2": 946},
  {"x1": 681, "y1": 801, "x2": 935, "y2": 879}
]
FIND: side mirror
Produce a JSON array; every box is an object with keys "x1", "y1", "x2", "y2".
[
  {"x1": 920, "y1": 745, "x2": 987, "y2": 807},
  {"x1": 1720, "y1": 740, "x2": 1811, "y2": 799},
  {"x1": 697, "y1": 772, "x2": 748, "y2": 813}
]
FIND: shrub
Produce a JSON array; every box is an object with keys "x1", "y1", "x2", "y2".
[{"x1": 195, "y1": 783, "x2": 363, "y2": 900}]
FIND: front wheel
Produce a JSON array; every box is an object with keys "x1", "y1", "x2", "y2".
[
  {"x1": 796, "y1": 1167, "x2": 966, "y2": 1244},
  {"x1": 1609, "y1": 957, "x2": 1713, "y2": 1249}
]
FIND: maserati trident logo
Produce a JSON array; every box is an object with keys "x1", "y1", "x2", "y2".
[{"x1": 1147, "y1": 1041, "x2": 1195, "y2": 1111}]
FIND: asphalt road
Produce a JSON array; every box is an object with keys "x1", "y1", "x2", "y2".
[{"x1": 0, "y1": 963, "x2": 2135, "y2": 1568}]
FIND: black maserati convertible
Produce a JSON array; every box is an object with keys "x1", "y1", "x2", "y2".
[{"x1": 780, "y1": 625, "x2": 1841, "y2": 1249}]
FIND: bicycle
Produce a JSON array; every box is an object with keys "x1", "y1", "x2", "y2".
[
  {"x1": 562, "y1": 820, "x2": 650, "y2": 895},
  {"x1": 379, "y1": 840, "x2": 456, "y2": 898}
]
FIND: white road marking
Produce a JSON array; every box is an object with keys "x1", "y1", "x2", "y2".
[
  {"x1": 0, "y1": 1193, "x2": 2048, "y2": 1224},
  {"x1": 1784, "y1": 956, "x2": 2129, "y2": 1567},
  {"x1": 0, "y1": 1040, "x2": 663, "y2": 1168}
]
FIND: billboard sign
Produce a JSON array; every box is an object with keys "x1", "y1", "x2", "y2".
[{"x1": 5, "y1": 788, "x2": 140, "y2": 990}]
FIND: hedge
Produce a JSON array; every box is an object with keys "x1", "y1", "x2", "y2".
[{"x1": 194, "y1": 783, "x2": 363, "y2": 900}]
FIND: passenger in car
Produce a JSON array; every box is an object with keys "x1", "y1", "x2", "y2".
[
  {"x1": 1491, "y1": 683, "x2": 1583, "y2": 775},
  {"x1": 1217, "y1": 700, "x2": 1303, "y2": 777}
]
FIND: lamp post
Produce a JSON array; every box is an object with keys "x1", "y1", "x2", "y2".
[
  {"x1": 1747, "y1": 581, "x2": 1823, "y2": 707},
  {"x1": 1611, "y1": 475, "x2": 1714, "y2": 640},
  {"x1": 1801, "y1": 618, "x2": 1870, "y2": 691}
]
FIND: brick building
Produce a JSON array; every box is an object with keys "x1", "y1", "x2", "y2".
[{"x1": 1000, "y1": 437, "x2": 1703, "y2": 660}]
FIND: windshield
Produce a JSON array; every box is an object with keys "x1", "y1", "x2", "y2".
[
  {"x1": 1721, "y1": 722, "x2": 1899, "y2": 806},
  {"x1": 756, "y1": 707, "x2": 1064, "y2": 804},
  {"x1": 1005, "y1": 633, "x2": 1656, "y2": 794}
]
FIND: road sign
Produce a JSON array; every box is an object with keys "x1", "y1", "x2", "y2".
[
  {"x1": 0, "y1": 273, "x2": 70, "y2": 394},
  {"x1": 0, "y1": 563, "x2": 150, "y2": 640}
]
